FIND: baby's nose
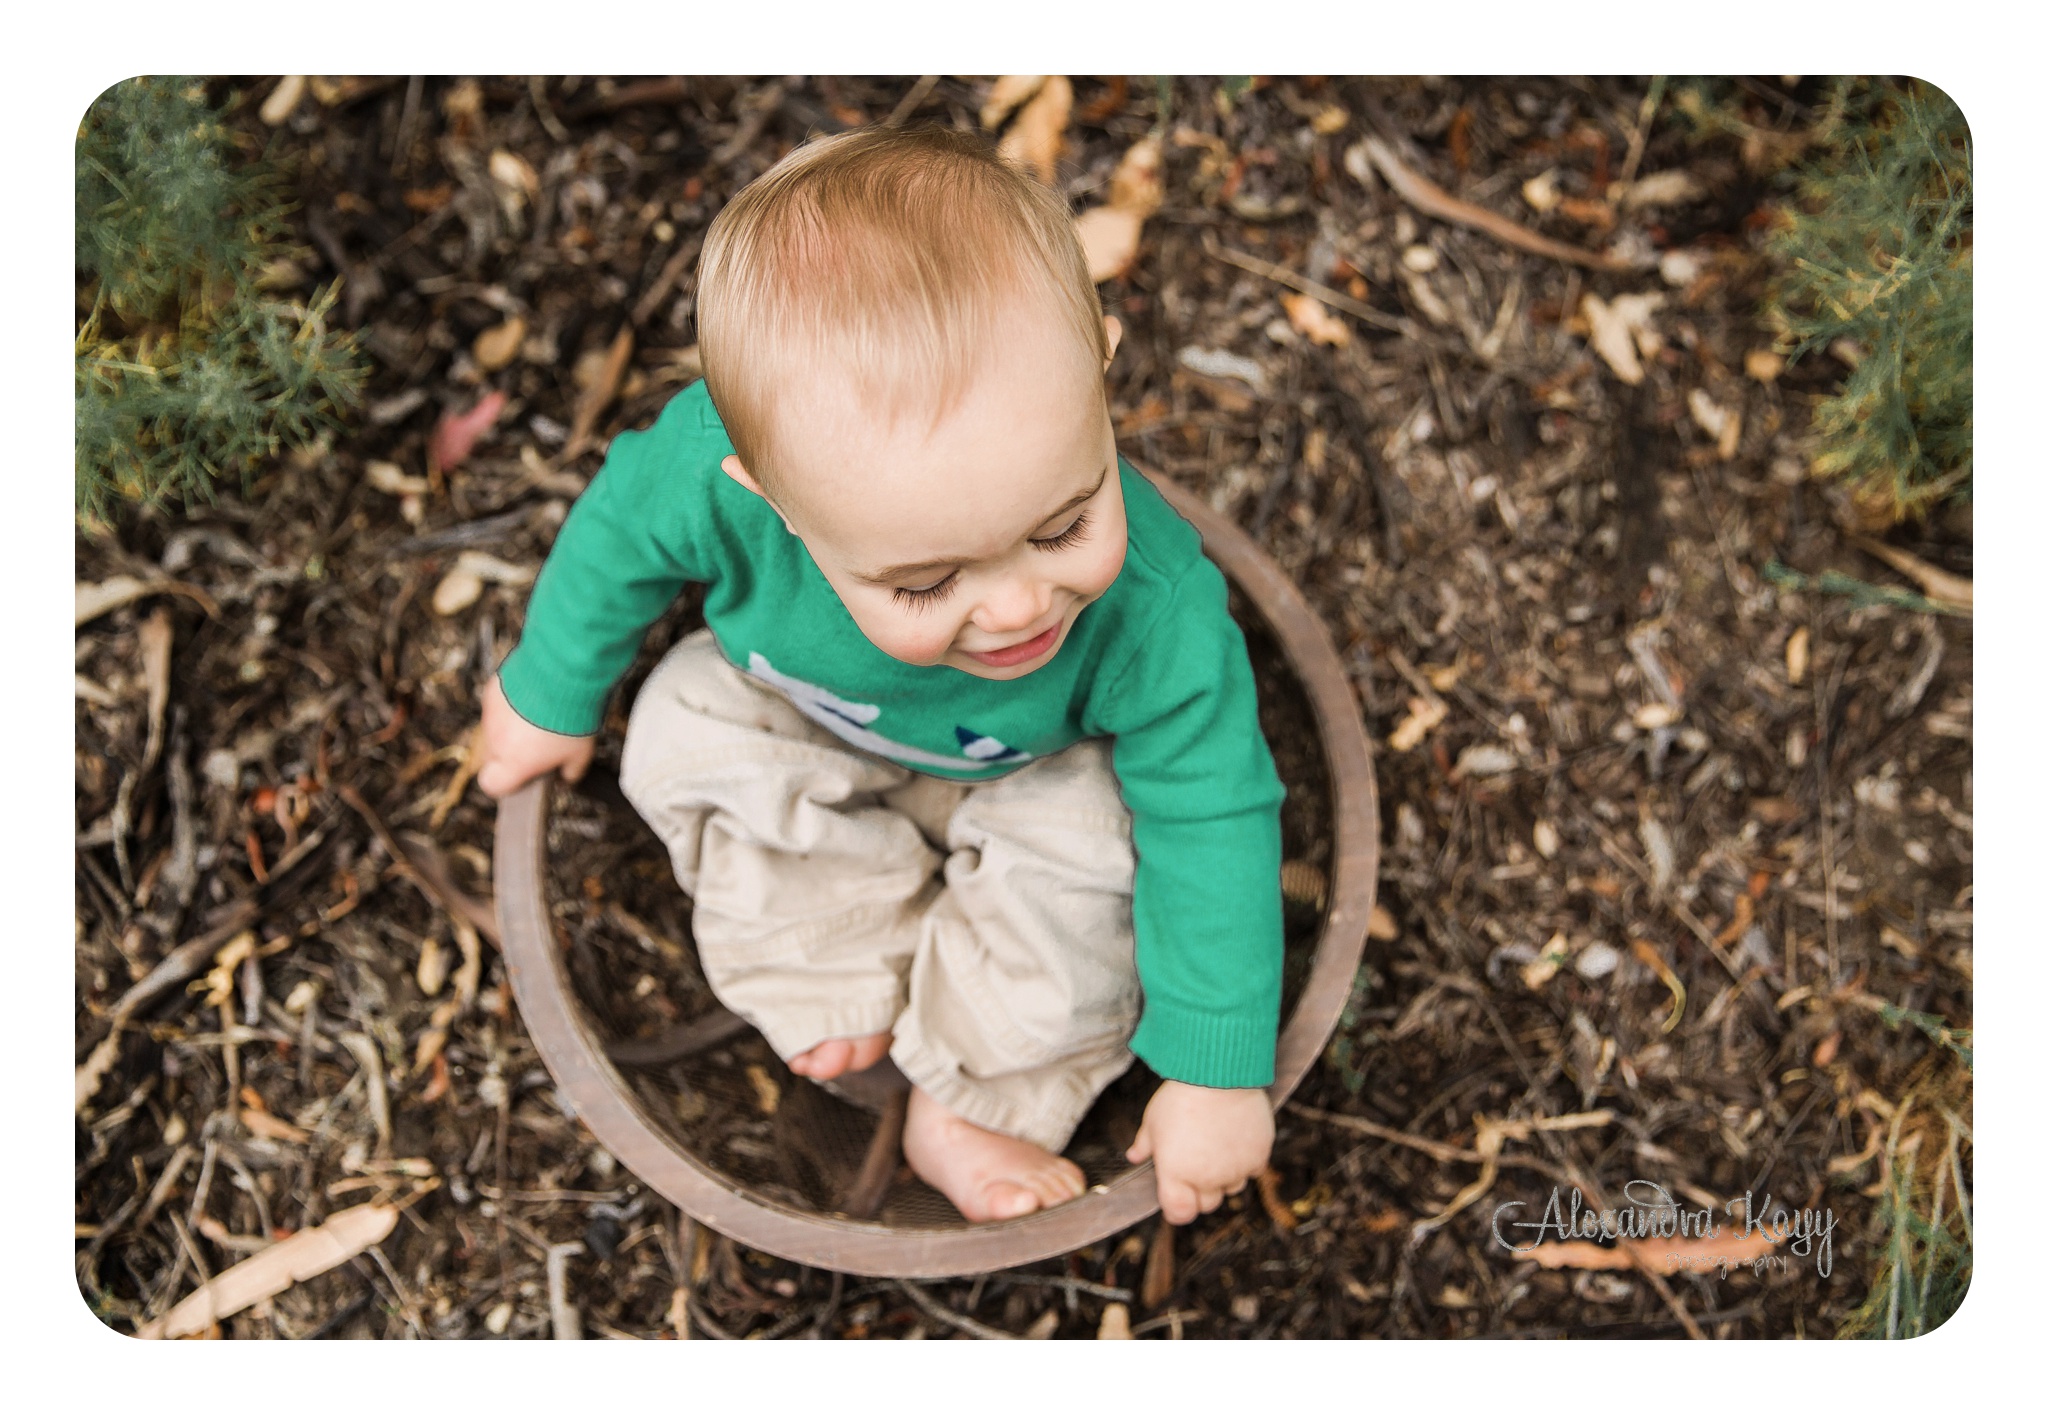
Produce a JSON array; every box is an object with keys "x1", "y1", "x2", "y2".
[{"x1": 974, "y1": 576, "x2": 1051, "y2": 634}]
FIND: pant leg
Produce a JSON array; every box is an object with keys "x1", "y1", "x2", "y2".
[
  {"x1": 619, "y1": 630, "x2": 943, "y2": 1061},
  {"x1": 890, "y1": 739, "x2": 1140, "y2": 1153}
]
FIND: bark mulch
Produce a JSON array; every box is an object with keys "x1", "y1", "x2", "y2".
[{"x1": 75, "y1": 75, "x2": 1971, "y2": 1339}]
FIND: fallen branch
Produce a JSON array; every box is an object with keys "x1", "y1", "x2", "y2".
[
  {"x1": 338, "y1": 785, "x2": 500, "y2": 944},
  {"x1": 135, "y1": 1203, "x2": 398, "y2": 1338},
  {"x1": 1360, "y1": 136, "x2": 1630, "y2": 272},
  {"x1": 893, "y1": 1280, "x2": 1016, "y2": 1340},
  {"x1": 1849, "y1": 535, "x2": 1972, "y2": 613}
]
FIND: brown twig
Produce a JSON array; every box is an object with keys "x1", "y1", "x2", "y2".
[
  {"x1": 1203, "y1": 233, "x2": 1417, "y2": 336},
  {"x1": 338, "y1": 784, "x2": 500, "y2": 944},
  {"x1": 893, "y1": 1280, "x2": 1016, "y2": 1340},
  {"x1": 884, "y1": 76, "x2": 941, "y2": 129},
  {"x1": 603, "y1": 1007, "x2": 751, "y2": 1067},
  {"x1": 1359, "y1": 136, "x2": 1631, "y2": 272},
  {"x1": 838, "y1": 1088, "x2": 909, "y2": 1220}
]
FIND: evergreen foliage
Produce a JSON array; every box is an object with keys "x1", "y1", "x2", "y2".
[
  {"x1": 76, "y1": 77, "x2": 365, "y2": 521},
  {"x1": 1763, "y1": 80, "x2": 1971, "y2": 524},
  {"x1": 1836, "y1": 1056, "x2": 1972, "y2": 1340}
]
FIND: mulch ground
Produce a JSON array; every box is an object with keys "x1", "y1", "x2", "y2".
[{"x1": 75, "y1": 75, "x2": 1972, "y2": 1339}]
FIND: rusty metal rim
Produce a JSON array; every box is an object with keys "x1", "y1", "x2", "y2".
[{"x1": 493, "y1": 466, "x2": 1379, "y2": 1278}]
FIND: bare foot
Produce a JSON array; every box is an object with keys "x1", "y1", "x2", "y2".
[
  {"x1": 902, "y1": 1086, "x2": 1086, "y2": 1222},
  {"x1": 786, "y1": 1031, "x2": 893, "y2": 1082}
]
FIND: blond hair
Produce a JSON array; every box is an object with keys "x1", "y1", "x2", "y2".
[{"x1": 696, "y1": 125, "x2": 1107, "y2": 493}]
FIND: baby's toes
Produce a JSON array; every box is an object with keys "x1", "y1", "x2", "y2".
[{"x1": 984, "y1": 1181, "x2": 1044, "y2": 1221}]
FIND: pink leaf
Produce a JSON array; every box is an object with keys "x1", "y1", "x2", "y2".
[{"x1": 431, "y1": 390, "x2": 508, "y2": 473}]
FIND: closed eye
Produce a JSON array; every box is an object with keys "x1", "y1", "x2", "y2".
[
  {"x1": 1030, "y1": 510, "x2": 1092, "y2": 553},
  {"x1": 891, "y1": 573, "x2": 959, "y2": 611}
]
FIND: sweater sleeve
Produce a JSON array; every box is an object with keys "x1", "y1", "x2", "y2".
[
  {"x1": 1088, "y1": 556, "x2": 1287, "y2": 1090},
  {"x1": 495, "y1": 393, "x2": 719, "y2": 735}
]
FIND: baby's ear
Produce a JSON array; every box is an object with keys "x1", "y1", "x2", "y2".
[
  {"x1": 720, "y1": 454, "x2": 767, "y2": 498},
  {"x1": 1102, "y1": 315, "x2": 1123, "y2": 369},
  {"x1": 721, "y1": 456, "x2": 798, "y2": 534}
]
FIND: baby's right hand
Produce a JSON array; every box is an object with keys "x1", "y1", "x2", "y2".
[{"x1": 475, "y1": 674, "x2": 595, "y2": 798}]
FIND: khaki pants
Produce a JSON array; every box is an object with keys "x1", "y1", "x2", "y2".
[{"x1": 619, "y1": 631, "x2": 1139, "y2": 1152}]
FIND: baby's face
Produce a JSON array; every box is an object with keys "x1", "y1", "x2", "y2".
[{"x1": 725, "y1": 311, "x2": 1127, "y2": 680}]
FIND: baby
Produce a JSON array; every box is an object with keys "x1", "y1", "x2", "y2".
[{"x1": 475, "y1": 126, "x2": 1284, "y2": 1226}]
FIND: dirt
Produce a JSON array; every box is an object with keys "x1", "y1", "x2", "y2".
[{"x1": 75, "y1": 75, "x2": 1971, "y2": 1340}]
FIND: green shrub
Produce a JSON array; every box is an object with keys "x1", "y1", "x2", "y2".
[
  {"x1": 1763, "y1": 79, "x2": 1971, "y2": 525},
  {"x1": 75, "y1": 77, "x2": 365, "y2": 522}
]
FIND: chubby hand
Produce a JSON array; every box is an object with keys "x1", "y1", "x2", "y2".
[
  {"x1": 1126, "y1": 1080, "x2": 1274, "y2": 1225},
  {"x1": 475, "y1": 675, "x2": 595, "y2": 798}
]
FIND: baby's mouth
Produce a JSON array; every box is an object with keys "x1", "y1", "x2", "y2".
[{"x1": 960, "y1": 622, "x2": 1061, "y2": 669}]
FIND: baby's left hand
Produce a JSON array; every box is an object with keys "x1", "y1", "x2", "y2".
[{"x1": 1126, "y1": 1080, "x2": 1274, "y2": 1225}]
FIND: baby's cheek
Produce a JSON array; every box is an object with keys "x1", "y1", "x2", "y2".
[{"x1": 853, "y1": 607, "x2": 954, "y2": 666}]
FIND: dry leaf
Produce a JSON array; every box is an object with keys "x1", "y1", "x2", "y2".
[
  {"x1": 1619, "y1": 168, "x2": 1705, "y2": 209},
  {"x1": 745, "y1": 1064, "x2": 781, "y2": 1116},
  {"x1": 1075, "y1": 206, "x2": 1147, "y2": 284},
  {"x1": 1687, "y1": 388, "x2": 1742, "y2": 460},
  {"x1": 473, "y1": 316, "x2": 527, "y2": 372},
  {"x1": 1281, "y1": 292, "x2": 1349, "y2": 347},
  {"x1": 1745, "y1": 349, "x2": 1785, "y2": 384},
  {"x1": 1310, "y1": 104, "x2": 1350, "y2": 135},
  {"x1": 417, "y1": 935, "x2": 448, "y2": 997},
  {"x1": 1455, "y1": 743, "x2": 1519, "y2": 778},
  {"x1": 488, "y1": 148, "x2": 540, "y2": 199},
  {"x1": 565, "y1": 327, "x2": 635, "y2": 459},
  {"x1": 1279, "y1": 860, "x2": 1327, "y2": 908},
  {"x1": 1631, "y1": 939, "x2": 1687, "y2": 1033},
  {"x1": 135, "y1": 1204, "x2": 398, "y2": 1338},
  {"x1": 1074, "y1": 134, "x2": 1165, "y2": 282},
  {"x1": 364, "y1": 461, "x2": 428, "y2": 497},
  {"x1": 429, "y1": 390, "x2": 508, "y2": 473},
  {"x1": 1023, "y1": 1309, "x2": 1060, "y2": 1339},
  {"x1": 1388, "y1": 696, "x2": 1447, "y2": 752},
  {"x1": 980, "y1": 75, "x2": 1046, "y2": 130},
  {"x1": 1097, "y1": 1302, "x2": 1132, "y2": 1339},
  {"x1": 1639, "y1": 817, "x2": 1677, "y2": 895},
  {"x1": 1785, "y1": 627, "x2": 1810, "y2": 686},
  {"x1": 999, "y1": 75, "x2": 1071, "y2": 184},
  {"x1": 431, "y1": 569, "x2": 484, "y2": 616},
  {"x1": 260, "y1": 75, "x2": 306, "y2": 127},
  {"x1": 1520, "y1": 932, "x2": 1571, "y2": 990},
  {"x1": 1175, "y1": 346, "x2": 1270, "y2": 397},
  {"x1": 1581, "y1": 292, "x2": 1663, "y2": 385}
]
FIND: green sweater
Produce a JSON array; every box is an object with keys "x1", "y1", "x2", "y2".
[{"x1": 499, "y1": 381, "x2": 1285, "y2": 1088}]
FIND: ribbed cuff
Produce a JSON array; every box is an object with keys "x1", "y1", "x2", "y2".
[
  {"x1": 1128, "y1": 1001, "x2": 1276, "y2": 1090},
  {"x1": 497, "y1": 644, "x2": 608, "y2": 738}
]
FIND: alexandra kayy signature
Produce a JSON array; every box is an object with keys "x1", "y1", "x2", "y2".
[{"x1": 1492, "y1": 1181, "x2": 1837, "y2": 1278}]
